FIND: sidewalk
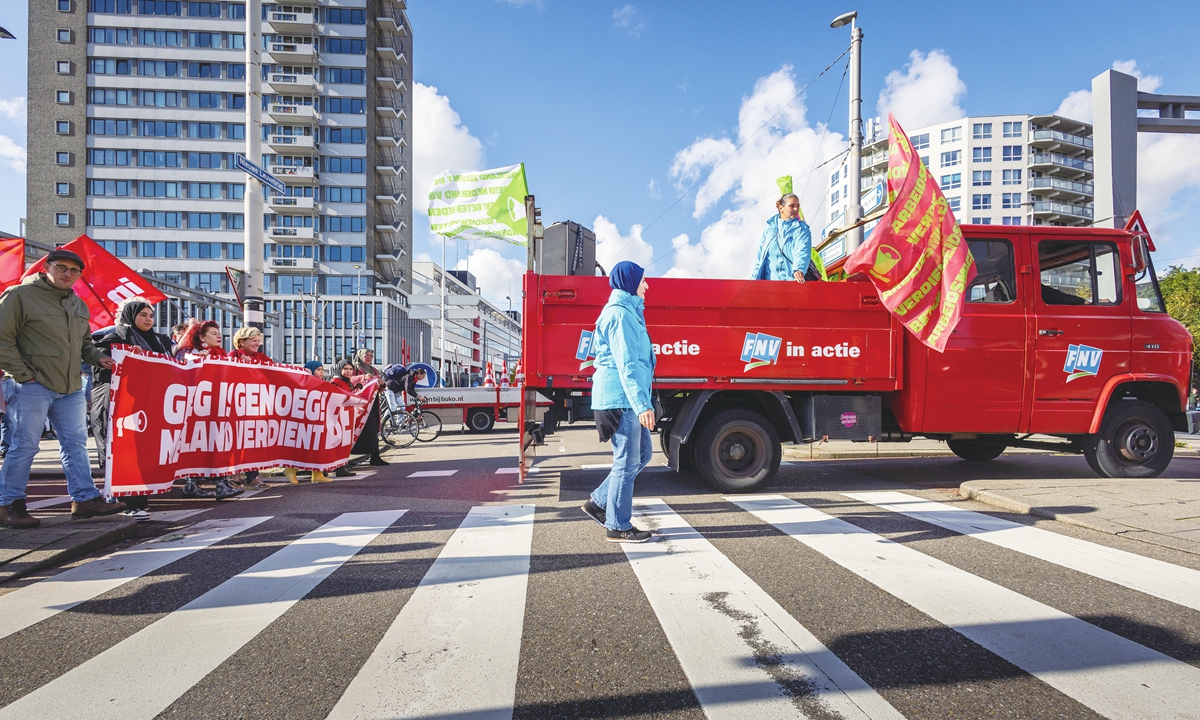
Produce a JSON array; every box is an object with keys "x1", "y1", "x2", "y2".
[{"x1": 783, "y1": 433, "x2": 1200, "y2": 461}]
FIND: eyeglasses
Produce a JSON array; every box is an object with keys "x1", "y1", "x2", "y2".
[{"x1": 47, "y1": 262, "x2": 82, "y2": 276}]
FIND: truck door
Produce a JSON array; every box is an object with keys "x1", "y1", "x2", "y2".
[
  {"x1": 922, "y1": 236, "x2": 1028, "y2": 432},
  {"x1": 1031, "y1": 239, "x2": 1132, "y2": 433}
]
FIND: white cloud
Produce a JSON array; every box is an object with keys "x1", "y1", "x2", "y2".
[
  {"x1": 453, "y1": 247, "x2": 526, "y2": 306},
  {"x1": 0, "y1": 135, "x2": 26, "y2": 174},
  {"x1": 647, "y1": 178, "x2": 661, "y2": 199},
  {"x1": 413, "y1": 82, "x2": 485, "y2": 216},
  {"x1": 876, "y1": 50, "x2": 966, "y2": 129},
  {"x1": 1113, "y1": 59, "x2": 1162, "y2": 93},
  {"x1": 663, "y1": 65, "x2": 844, "y2": 277},
  {"x1": 0, "y1": 97, "x2": 25, "y2": 123},
  {"x1": 1055, "y1": 59, "x2": 1164, "y2": 123},
  {"x1": 594, "y1": 215, "x2": 654, "y2": 271},
  {"x1": 612, "y1": 4, "x2": 645, "y2": 37}
]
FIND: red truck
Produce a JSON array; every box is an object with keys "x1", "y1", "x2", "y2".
[{"x1": 522, "y1": 225, "x2": 1196, "y2": 491}]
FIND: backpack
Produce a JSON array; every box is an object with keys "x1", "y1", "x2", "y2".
[{"x1": 383, "y1": 363, "x2": 408, "y2": 382}]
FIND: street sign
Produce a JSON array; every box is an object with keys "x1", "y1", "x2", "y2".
[
  {"x1": 235, "y1": 153, "x2": 286, "y2": 194},
  {"x1": 862, "y1": 183, "x2": 885, "y2": 213},
  {"x1": 1124, "y1": 209, "x2": 1155, "y2": 251}
]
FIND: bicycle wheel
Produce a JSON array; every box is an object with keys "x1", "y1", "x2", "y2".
[
  {"x1": 380, "y1": 410, "x2": 418, "y2": 448},
  {"x1": 415, "y1": 411, "x2": 442, "y2": 442}
]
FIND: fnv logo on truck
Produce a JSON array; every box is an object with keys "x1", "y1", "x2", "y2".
[
  {"x1": 576, "y1": 330, "x2": 596, "y2": 369},
  {"x1": 1064, "y1": 344, "x2": 1104, "y2": 383},
  {"x1": 740, "y1": 332, "x2": 782, "y2": 371}
]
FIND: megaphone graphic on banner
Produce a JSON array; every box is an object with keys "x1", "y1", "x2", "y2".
[{"x1": 116, "y1": 410, "x2": 147, "y2": 438}]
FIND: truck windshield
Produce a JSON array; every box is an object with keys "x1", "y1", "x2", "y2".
[{"x1": 1135, "y1": 248, "x2": 1167, "y2": 313}]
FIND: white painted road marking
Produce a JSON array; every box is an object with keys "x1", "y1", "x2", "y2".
[
  {"x1": 620, "y1": 499, "x2": 904, "y2": 720},
  {"x1": 846, "y1": 491, "x2": 1200, "y2": 613},
  {"x1": 327, "y1": 505, "x2": 535, "y2": 720},
  {"x1": 407, "y1": 470, "x2": 458, "y2": 478},
  {"x1": 0, "y1": 517, "x2": 271, "y2": 641},
  {"x1": 581, "y1": 463, "x2": 612, "y2": 470},
  {"x1": 25, "y1": 495, "x2": 72, "y2": 510},
  {"x1": 0, "y1": 510, "x2": 405, "y2": 720},
  {"x1": 731, "y1": 495, "x2": 1200, "y2": 720}
]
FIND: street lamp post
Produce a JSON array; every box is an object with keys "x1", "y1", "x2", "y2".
[{"x1": 831, "y1": 10, "x2": 864, "y2": 254}]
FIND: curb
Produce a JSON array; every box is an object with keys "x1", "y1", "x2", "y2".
[{"x1": 0, "y1": 517, "x2": 138, "y2": 585}]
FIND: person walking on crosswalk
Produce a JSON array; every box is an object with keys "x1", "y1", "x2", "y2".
[{"x1": 581, "y1": 261, "x2": 656, "y2": 543}]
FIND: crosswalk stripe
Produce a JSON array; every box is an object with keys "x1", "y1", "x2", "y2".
[
  {"x1": 25, "y1": 495, "x2": 72, "y2": 510},
  {"x1": 846, "y1": 491, "x2": 1200, "y2": 612},
  {"x1": 408, "y1": 469, "x2": 458, "y2": 477},
  {"x1": 0, "y1": 516, "x2": 270, "y2": 641},
  {"x1": 621, "y1": 499, "x2": 904, "y2": 720},
  {"x1": 0, "y1": 510, "x2": 405, "y2": 720},
  {"x1": 730, "y1": 495, "x2": 1200, "y2": 720},
  {"x1": 327, "y1": 504, "x2": 534, "y2": 720}
]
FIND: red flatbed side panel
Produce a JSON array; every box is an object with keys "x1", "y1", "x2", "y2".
[{"x1": 527, "y1": 275, "x2": 899, "y2": 392}]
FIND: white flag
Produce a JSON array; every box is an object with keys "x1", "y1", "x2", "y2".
[{"x1": 426, "y1": 163, "x2": 529, "y2": 244}]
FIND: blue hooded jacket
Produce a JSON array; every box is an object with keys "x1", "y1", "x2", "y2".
[
  {"x1": 590, "y1": 289, "x2": 655, "y2": 414},
  {"x1": 751, "y1": 215, "x2": 811, "y2": 281}
]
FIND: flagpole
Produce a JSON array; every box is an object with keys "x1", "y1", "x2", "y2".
[{"x1": 440, "y1": 234, "x2": 447, "y2": 387}]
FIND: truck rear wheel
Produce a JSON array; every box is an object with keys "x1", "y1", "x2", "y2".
[
  {"x1": 947, "y1": 438, "x2": 1007, "y2": 462},
  {"x1": 1083, "y1": 400, "x2": 1174, "y2": 478},
  {"x1": 467, "y1": 408, "x2": 495, "y2": 433},
  {"x1": 694, "y1": 409, "x2": 780, "y2": 493}
]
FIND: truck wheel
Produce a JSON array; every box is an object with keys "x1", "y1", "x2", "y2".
[
  {"x1": 1083, "y1": 400, "x2": 1174, "y2": 478},
  {"x1": 467, "y1": 408, "x2": 495, "y2": 433},
  {"x1": 694, "y1": 409, "x2": 780, "y2": 493},
  {"x1": 947, "y1": 438, "x2": 1007, "y2": 462}
]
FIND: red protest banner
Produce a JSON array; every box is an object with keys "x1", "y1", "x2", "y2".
[
  {"x1": 24, "y1": 234, "x2": 168, "y2": 331},
  {"x1": 0, "y1": 236, "x2": 23, "y2": 293},
  {"x1": 103, "y1": 347, "x2": 376, "y2": 497},
  {"x1": 843, "y1": 114, "x2": 977, "y2": 352}
]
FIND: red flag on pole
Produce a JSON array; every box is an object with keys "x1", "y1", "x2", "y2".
[
  {"x1": 23, "y1": 234, "x2": 168, "y2": 331},
  {"x1": 0, "y1": 236, "x2": 24, "y2": 293},
  {"x1": 843, "y1": 114, "x2": 977, "y2": 352}
]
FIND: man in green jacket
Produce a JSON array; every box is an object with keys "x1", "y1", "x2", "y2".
[{"x1": 0, "y1": 250, "x2": 124, "y2": 528}]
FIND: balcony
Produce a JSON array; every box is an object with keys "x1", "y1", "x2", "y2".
[
  {"x1": 266, "y1": 134, "x2": 314, "y2": 150},
  {"x1": 1029, "y1": 152, "x2": 1093, "y2": 173},
  {"x1": 375, "y1": 219, "x2": 407, "y2": 234},
  {"x1": 860, "y1": 150, "x2": 887, "y2": 172},
  {"x1": 376, "y1": 75, "x2": 406, "y2": 91},
  {"x1": 375, "y1": 163, "x2": 406, "y2": 177},
  {"x1": 376, "y1": 134, "x2": 406, "y2": 147},
  {"x1": 265, "y1": 10, "x2": 315, "y2": 32},
  {"x1": 267, "y1": 103, "x2": 315, "y2": 121},
  {"x1": 376, "y1": 248, "x2": 406, "y2": 265},
  {"x1": 270, "y1": 165, "x2": 316, "y2": 183},
  {"x1": 264, "y1": 72, "x2": 316, "y2": 94},
  {"x1": 1031, "y1": 201, "x2": 1094, "y2": 221},
  {"x1": 267, "y1": 195, "x2": 314, "y2": 210},
  {"x1": 266, "y1": 42, "x2": 316, "y2": 61},
  {"x1": 1030, "y1": 129, "x2": 1093, "y2": 152},
  {"x1": 269, "y1": 256, "x2": 316, "y2": 272},
  {"x1": 376, "y1": 104, "x2": 406, "y2": 120},
  {"x1": 375, "y1": 192, "x2": 407, "y2": 205},
  {"x1": 268, "y1": 226, "x2": 315, "y2": 240},
  {"x1": 1028, "y1": 176, "x2": 1094, "y2": 198}
]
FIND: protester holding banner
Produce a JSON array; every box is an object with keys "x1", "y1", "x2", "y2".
[
  {"x1": 0, "y1": 250, "x2": 126, "y2": 529},
  {"x1": 349, "y1": 349, "x2": 388, "y2": 466},
  {"x1": 173, "y1": 320, "x2": 241, "y2": 499},
  {"x1": 325, "y1": 361, "x2": 358, "y2": 478},
  {"x1": 229, "y1": 326, "x2": 280, "y2": 488},
  {"x1": 90, "y1": 298, "x2": 174, "y2": 518}
]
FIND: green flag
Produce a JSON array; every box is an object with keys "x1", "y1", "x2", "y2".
[
  {"x1": 427, "y1": 163, "x2": 529, "y2": 244},
  {"x1": 776, "y1": 175, "x2": 793, "y2": 196}
]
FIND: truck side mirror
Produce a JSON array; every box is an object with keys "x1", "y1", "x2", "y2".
[{"x1": 1130, "y1": 236, "x2": 1148, "y2": 278}]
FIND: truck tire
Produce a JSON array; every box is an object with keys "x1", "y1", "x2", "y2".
[
  {"x1": 467, "y1": 408, "x2": 495, "y2": 433},
  {"x1": 694, "y1": 409, "x2": 780, "y2": 493},
  {"x1": 1083, "y1": 400, "x2": 1174, "y2": 478},
  {"x1": 947, "y1": 438, "x2": 1007, "y2": 462}
]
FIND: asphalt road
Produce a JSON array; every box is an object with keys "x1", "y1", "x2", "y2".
[{"x1": 1, "y1": 424, "x2": 1198, "y2": 720}]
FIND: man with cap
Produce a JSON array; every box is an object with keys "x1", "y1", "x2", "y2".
[
  {"x1": 0, "y1": 249, "x2": 124, "y2": 528},
  {"x1": 580, "y1": 260, "x2": 657, "y2": 543}
]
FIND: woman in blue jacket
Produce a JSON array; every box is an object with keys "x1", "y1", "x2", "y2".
[
  {"x1": 581, "y1": 261, "x2": 656, "y2": 543},
  {"x1": 751, "y1": 193, "x2": 811, "y2": 282}
]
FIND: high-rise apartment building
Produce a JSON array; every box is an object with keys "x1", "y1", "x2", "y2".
[
  {"x1": 26, "y1": 0, "x2": 425, "y2": 366},
  {"x1": 821, "y1": 113, "x2": 1094, "y2": 265}
]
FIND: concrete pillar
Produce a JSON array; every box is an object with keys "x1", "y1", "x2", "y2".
[{"x1": 1092, "y1": 70, "x2": 1139, "y2": 228}]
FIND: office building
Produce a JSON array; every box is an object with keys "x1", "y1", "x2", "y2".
[{"x1": 26, "y1": 0, "x2": 424, "y2": 365}]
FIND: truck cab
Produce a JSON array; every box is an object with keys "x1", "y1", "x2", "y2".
[{"x1": 523, "y1": 225, "x2": 1192, "y2": 491}]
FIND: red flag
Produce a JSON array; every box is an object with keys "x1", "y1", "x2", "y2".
[
  {"x1": 0, "y1": 236, "x2": 23, "y2": 293},
  {"x1": 843, "y1": 114, "x2": 977, "y2": 352},
  {"x1": 23, "y1": 234, "x2": 168, "y2": 331}
]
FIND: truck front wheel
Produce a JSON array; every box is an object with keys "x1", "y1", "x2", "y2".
[
  {"x1": 467, "y1": 408, "x2": 495, "y2": 433},
  {"x1": 1083, "y1": 400, "x2": 1174, "y2": 478},
  {"x1": 947, "y1": 438, "x2": 1007, "y2": 462},
  {"x1": 694, "y1": 409, "x2": 780, "y2": 493}
]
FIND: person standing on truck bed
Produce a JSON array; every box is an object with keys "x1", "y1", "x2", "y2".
[
  {"x1": 581, "y1": 261, "x2": 657, "y2": 544},
  {"x1": 751, "y1": 193, "x2": 817, "y2": 282}
]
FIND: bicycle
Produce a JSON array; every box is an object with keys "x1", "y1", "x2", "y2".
[{"x1": 379, "y1": 395, "x2": 442, "y2": 448}]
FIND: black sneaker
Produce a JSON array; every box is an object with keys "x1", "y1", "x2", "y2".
[
  {"x1": 581, "y1": 500, "x2": 606, "y2": 527},
  {"x1": 605, "y1": 528, "x2": 653, "y2": 544}
]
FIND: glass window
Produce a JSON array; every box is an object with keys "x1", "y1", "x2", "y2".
[
  {"x1": 55, "y1": 151, "x2": 70, "y2": 165},
  {"x1": 947, "y1": 196, "x2": 961, "y2": 212},
  {"x1": 972, "y1": 123, "x2": 992, "y2": 140},
  {"x1": 972, "y1": 147, "x2": 991, "y2": 163},
  {"x1": 1003, "y1": 145, "x2": 1023, "y2": 162},
  {"x1": 966, "y1": 239, "x2": 1016, "y2": 303},
  {"x1": 55, "y1": 121, "x2": 70, "y2": 134},
  {"x1": 1002, "y1": 169, "x2": 1022, "y2": 186},
  {"x1": 973, "y1": 170, "x2": 992, "y2": 187},
  {"x1": 1039, "y1": 241, "x2": 1122, "y2": 306},
  {"x1": 55, "y1": 182, "x2": 71, "y2": 195},
  {"x1": 1003, "y1": 121, "x2": 1023, "y2": 138},
  {"x1": 57, "y1": 29, "x2": 72, "y2": 42},
  {"x1": 55, "y1": 213, "x2": 70, "y2": 226},
  {"x1": 909, "y1": 133, "x2": 929, "y2": 150},
  {"x1": 940, "y1": 150, "x2": 961, "y2": 168},
  {"x1": 940, "y1": 126, "x2": 961, "y2": 143},
  {"x1": 56, "y1": 61, "x2": 71, "y2": 74},
  {"x1": 59, "y1": 0, "x2": 72, "y2": 10},
  {"x1": 1001, "y1": 217, "x2": 1022, "y2": 226},
  {"x1": 56, "y1": 90, "x2": 71, "y2": 103},
  {"x1": 972, "y1": 218, "x2": 992, "y2": 225},
  {"x1": 1134, "y1": 244, "x2": 1166, "y2": 313},
  {"x1": 1002, "y1": 192, "x2": 1021, "y2": 209},
  {"x1": 972, "y1": 194, "x2": 992, "y2": 210}
]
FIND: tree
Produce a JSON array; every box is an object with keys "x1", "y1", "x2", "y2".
[{"x1": 1158, "y1": 266, "x2": 1200, "y2": 383}]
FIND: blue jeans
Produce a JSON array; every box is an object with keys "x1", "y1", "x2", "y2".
[
  {"x1": 590, "y1": 409, "x2": 653, "y2": 531},
  {"x1": 0, "y1": 377, "x2": 14, "y2": 453},
  {"x1": 0, "y1": 382, "x2": 100, "y2": 506}
]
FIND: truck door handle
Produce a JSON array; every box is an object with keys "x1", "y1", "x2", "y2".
[{"x1": 1039, "y1": 329, "x2": 1064, "y2": 337}]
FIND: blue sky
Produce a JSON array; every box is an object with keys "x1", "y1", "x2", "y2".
[{"x1": 2, "y1": 1, "x2": 1198, "y2": 304}]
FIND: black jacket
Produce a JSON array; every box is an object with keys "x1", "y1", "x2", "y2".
[{"x1": 91, "y1": 324, "x2": 173, "y2": 384}]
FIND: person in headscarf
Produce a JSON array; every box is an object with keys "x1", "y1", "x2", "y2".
[
  {"x1": 90, "y1": 297, "x2": 175, "y2": 520},
  {"x1": 348, "y1": 348, "x2": 387, "y2": 466},
  {"x1": 580, "y1": 261, "x2": 657, "y2": 544}
]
